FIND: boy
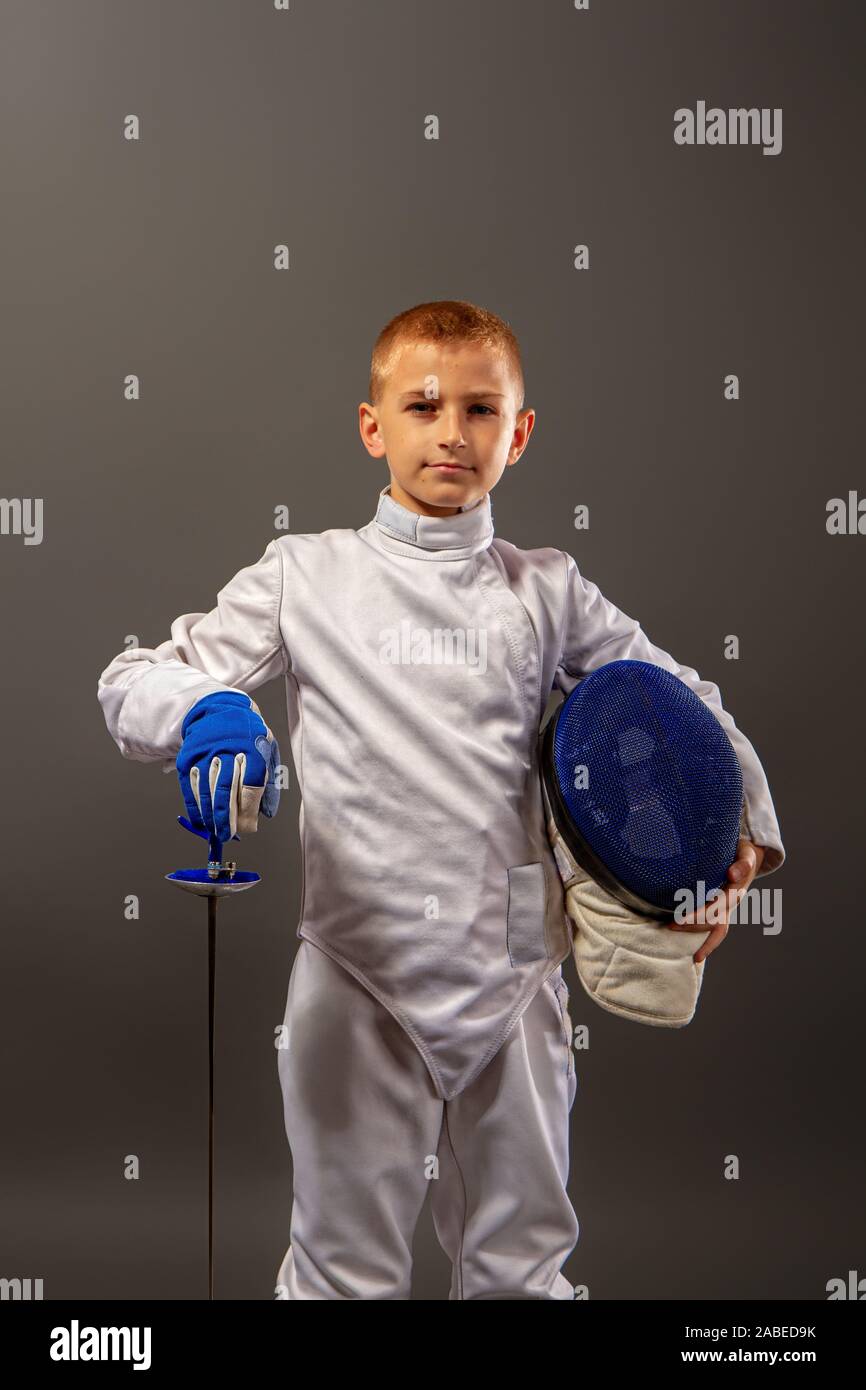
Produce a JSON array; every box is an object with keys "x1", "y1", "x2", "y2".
[{"x1": 97, "y1": 300, "x2": 785, "y2": 1300}]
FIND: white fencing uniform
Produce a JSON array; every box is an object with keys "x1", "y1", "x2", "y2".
[{"x1": 97, "y1": 484, "x2": 785, "y2": 1298}]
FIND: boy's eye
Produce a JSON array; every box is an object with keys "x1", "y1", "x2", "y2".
[{"x1": 407, "y1": 402, "x2": 494, "y2": 415}]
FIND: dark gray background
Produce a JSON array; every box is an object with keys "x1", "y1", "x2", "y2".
[{"x1": 1, "y1": 0, "x2": 862, "y2": 1300}]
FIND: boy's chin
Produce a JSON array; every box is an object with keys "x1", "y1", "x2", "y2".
[{"x1": 419, "y1": 468, "x2": 478, "y2": 492}]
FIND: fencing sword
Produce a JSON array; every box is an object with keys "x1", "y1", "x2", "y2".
[{"x1": 166, "y1": 815, "x2": 260, "y2": 1300}]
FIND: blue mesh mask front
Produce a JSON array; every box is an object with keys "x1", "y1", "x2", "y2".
[{"x1": 540, "y1": 660, "x2": 744, "y2": 919}]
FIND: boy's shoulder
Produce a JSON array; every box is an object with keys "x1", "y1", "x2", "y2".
[
  {"x1": 490, "y1": 534, "x2": 568, "y2": 579},
  {"x1": 271, "y1": 524, "x2": 364, "y2": 554}
]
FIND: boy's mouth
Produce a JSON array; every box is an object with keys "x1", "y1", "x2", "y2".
[{"x1": 423, "y1": 463, "x2": 472, "y2": 472}]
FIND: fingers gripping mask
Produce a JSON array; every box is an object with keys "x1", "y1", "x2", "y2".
[{"x1": 539, "y1": 660, "x2": 744, "y2": 1027}]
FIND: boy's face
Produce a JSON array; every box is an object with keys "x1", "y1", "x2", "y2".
[{"x1": 358, "y1": 340, "x2": 535, "y2": 517}]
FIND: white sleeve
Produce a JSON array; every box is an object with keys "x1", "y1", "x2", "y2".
[
  {"x1": 554, "y1": 552, "x2": 785, "y2": 878},
  {"x1": 97, "y1": 539, "x2": 288, "y2": 770}
]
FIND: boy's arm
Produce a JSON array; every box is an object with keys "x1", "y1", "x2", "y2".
[
  {"x1": 554, "y1": 552, "x2": 785, "y2": 878},
  {"x1": 97, "y1": 539, "x2": 288, "y2": 772}
]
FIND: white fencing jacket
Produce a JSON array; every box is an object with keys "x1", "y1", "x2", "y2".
[{"x1": 97, "y1": 484, "x2": 785, "y2": 1099}]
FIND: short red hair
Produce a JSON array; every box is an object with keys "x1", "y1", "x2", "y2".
[{"x1": 369, "y1": 299, "x2": 525, "y2": 411}]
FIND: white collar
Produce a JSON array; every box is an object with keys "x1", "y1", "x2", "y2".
[{"x1": 373, "y1": 484, "x2": 495, "y2": 561}]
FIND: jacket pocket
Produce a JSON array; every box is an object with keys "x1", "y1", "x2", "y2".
[{"x1": 506, "y1": 862, "x2": 548, "y2": 966}]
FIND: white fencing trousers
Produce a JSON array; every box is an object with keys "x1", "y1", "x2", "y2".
[{"x1": 275, "y1": 940, "x2": 579, "y2": 1300}]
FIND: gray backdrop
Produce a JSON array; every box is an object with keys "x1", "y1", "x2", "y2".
[{"x1": 1, "y1": 0, "x2": 862, "y2": 1301}]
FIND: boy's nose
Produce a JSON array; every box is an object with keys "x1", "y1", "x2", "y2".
[{"x1": 438, "y1": 418, "x2": 465, "y2": 448}]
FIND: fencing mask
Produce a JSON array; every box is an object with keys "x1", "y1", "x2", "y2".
[{"x1": 540, "y1": 659, "x2": 744, "y2": 1027}]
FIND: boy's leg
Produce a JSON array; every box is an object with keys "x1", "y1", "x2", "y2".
[
  {"x1": 274, "y1": 940, "x2": 444, "y2": 1300},
  {"x1": 429, "y1": 968, "x2": 579, "y2": 1300}
]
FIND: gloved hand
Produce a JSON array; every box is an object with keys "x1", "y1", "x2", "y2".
[{"x1": 176, "y1": 691, "x2": 281, "y2": 843}]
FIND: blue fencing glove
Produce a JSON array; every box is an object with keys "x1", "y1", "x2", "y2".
[{"x1": 176, "y1": 691, "x2": 281, "y2": 842}]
